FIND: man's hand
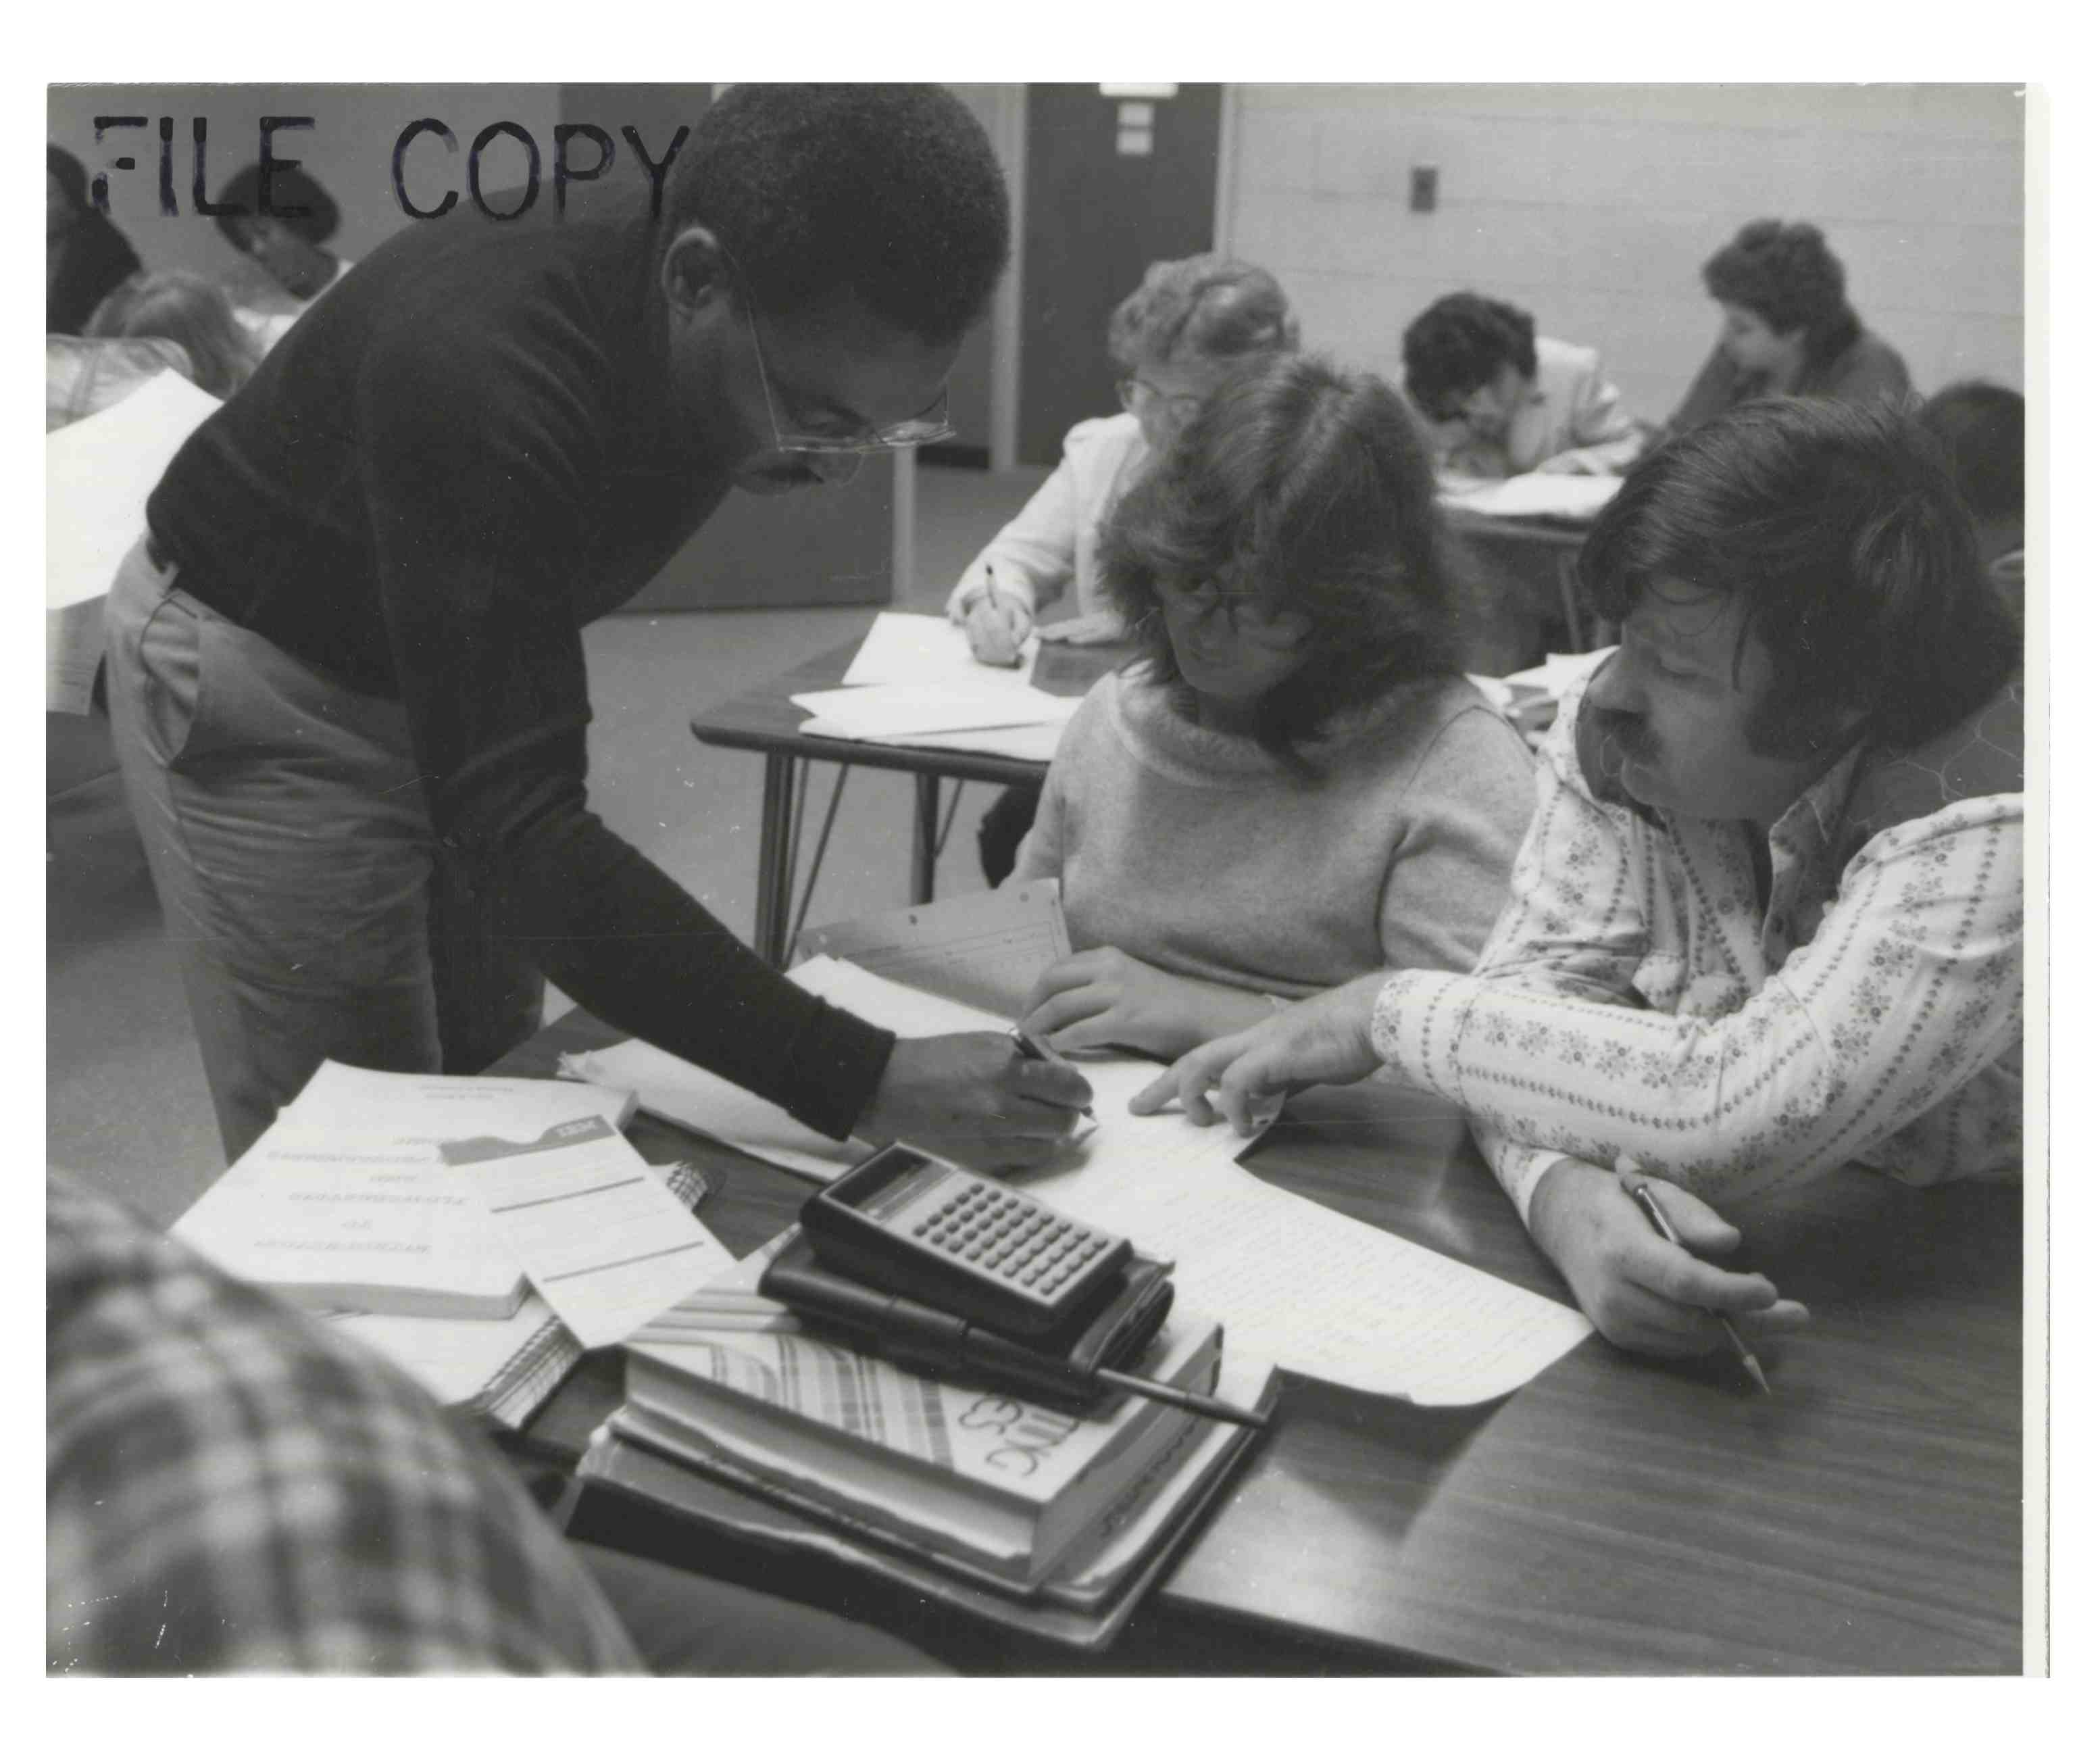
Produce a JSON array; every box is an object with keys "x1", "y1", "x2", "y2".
[
  {"x1": 1528, "y1": 1156, "x2": 1811, "y2": 1355},
  {"x1": 1019, "y1": 948, "x2": 1274, "y2": 1061},
  {"x1": 1034, "y1": 610, "x2": 1126, "y2": 647},
  {"x1": 963, "y1": 591, "x2": 1033, "y2": 668},
  {"x1": 856, "y1": 1031, "x2": 1093, "y2": 1169},
  {"x1": 1129, "y1": 972, "x2": 1389, "y2": 1133}
]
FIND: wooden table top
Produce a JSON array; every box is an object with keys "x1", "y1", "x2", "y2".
[{"x1": 502, "y1": 1010, "x2": 2024, "y2": 1675}]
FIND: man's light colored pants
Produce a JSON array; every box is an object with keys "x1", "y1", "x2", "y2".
[{"x1": 103, "y1": 537, "x2": 542, "y2": 1170}]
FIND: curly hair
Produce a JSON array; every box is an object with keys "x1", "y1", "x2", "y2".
[
  {"x1": 1401, "y1": 292, "x2": 1538, "y2": 407},
  {"x1": 1920, "y1": 380, "x2": 2024, "y2": 525},
  {"x1": 1099, "y1": 353, "x2": 1469, "y2": 772},
  {"x1": 211, "y1": 162, "x2": 342, "y2": 249},
  {"x1": 86, "y1": 271, "x2": 261, "y2": 401},
  {"x1": 1105, "y1": 255, "x2": 1299, "y2": 374},
  {"x1": 659, "y1": 84, "x2": 1009, "y2": 347},
  {"x1": 1701, "y1": 219, "x2": 1860, "y2": 365},
  {"x1": 1578, "y1": 397, "x2": 2016, "y2": 760}
]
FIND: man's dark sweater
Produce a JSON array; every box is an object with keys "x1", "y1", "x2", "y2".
[{"x1": 147, "y1": 197, "x2": 893, "y2": 1139}]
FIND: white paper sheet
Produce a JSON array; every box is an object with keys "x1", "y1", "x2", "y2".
[
  {"x1": 841, "y1": 609, "x2": 1041, "y2": 687},
  {"x1": 445, "y1": 1116, "x2": 732, "y2": 1349},
  {"x1": 45, "y1": 368, "x2": 223, "y2": 710},
  {"x1": 869, "y1": 720, "x2": 1070, "y2": 763},
  {"x1": 561, "y1": 1035, "x2": 871, "y2": 1183},
  {"x1": 789, "y1": 960, "x2": 1591, "y2": 1406},
  {"x1": 793, "y1": 683, "x2": 1080, "y2": 740},
  {"x1": 1437, "y1": 471, "x2": 1622, "y2": 522},
  {"x1": 265, "y1": 1060, "x2": 636, "y2": 1161},
  {"x1": 794, "y1": 880, "x2": 1071, "y2": 1019}
]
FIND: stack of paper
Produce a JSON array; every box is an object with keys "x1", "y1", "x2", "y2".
[
  {"x1": 1438, "y1": 471, "x2": 1622, "y2": 522},
  {"x1": 802, "y1": 612, "x2": 1080, "y2": 758}
]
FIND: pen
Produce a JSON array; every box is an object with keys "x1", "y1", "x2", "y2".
[
  {"x1": 1009, "y1": 1027, "x2": 1094, "y2": 1121},
  {"x1": 1092, "y1": 1365, "x2": 1272, "y2": 1431},
  {"x1": 1619, "y1": 1171, "x2": 1770, "y2": 1394},
  {"x1": 974, "y1": 564, "x2": 1024, "y2": 667}
]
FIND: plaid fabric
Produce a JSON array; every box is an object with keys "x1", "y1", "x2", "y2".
[{"x1": 47, "y1": 1171, "x2": 642, "y2": 1674}]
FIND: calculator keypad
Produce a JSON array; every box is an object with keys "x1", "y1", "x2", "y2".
[{"x1": 911, "y1": 1180, "x2": 1113, "y2": 1300}]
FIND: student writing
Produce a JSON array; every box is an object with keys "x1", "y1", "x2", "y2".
[
  {"x1": 1139, "y1": 399, "x2": 2021, "y2": 1358},
  {"x1": 1011, "y1": 355, "x2": 1536, "y2": 1061},
  {"x1": 1401, "y1": 291, "x2": 1643, "y2": 479}
]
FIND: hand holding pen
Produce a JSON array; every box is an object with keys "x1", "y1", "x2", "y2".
[
  {"x1": 1611, "y1": 1159, "x2": 1808, "y2": 1393},
  {"x1": 962, "y1": 564, "x2": 1032, "y2": 667}
]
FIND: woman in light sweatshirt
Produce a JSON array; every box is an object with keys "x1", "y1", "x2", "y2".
[{"x1": 1012, "y1": 354, "x2": 1536, "y2": 1060}]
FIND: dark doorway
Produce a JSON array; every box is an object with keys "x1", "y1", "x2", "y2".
[{"x1": 1017, "y1": 84, "x2": 1222, "y2": 467}]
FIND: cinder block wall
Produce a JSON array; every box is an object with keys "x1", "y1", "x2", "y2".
[{"x1": 1220, "y1": 84, "x2": 2024, "y2": 421}]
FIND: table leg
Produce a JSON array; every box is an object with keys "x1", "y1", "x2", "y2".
[
  {"x1": 910, "y1": 774, "x2": 941, "y2": 906},
  {"x1": 755, "y1": 752, "x2": 797, "y2": 966}
]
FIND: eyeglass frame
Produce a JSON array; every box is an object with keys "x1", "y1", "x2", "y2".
[
  {"x1": 720, "y1": 246, "x2": 956, "y2": 456},
  {"x1": 1150, "y1": 572, "x2": 1312, "y2": 648},
  {"x1": 1116, "y1": 375, "x2": 1207, "y2": 424}
]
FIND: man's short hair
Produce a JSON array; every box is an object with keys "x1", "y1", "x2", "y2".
[
  {"x1": 662, "y1": 84, "x2": 1009, "y2": 347},
  {"x1": 1402, "y1": 293, "x2": 1538, "y2": 408},
  {"x1": 211, "y1": 163, "x2": 342, "y2": 249},
  {"x1": 1578, "y1": 397, "x2": 2018, "y2": 759},
  {"x1": 1920, "y1": 380, "x2": 2024, "y2": 526},
  {"x1": 1701, "y1": 219, "x2": 1853, "y2": 349},
  {"x1": 1105, "y1": 255, "x2": 1299, "y2": 374}
]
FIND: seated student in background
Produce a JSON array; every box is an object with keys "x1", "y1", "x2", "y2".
[
  {"x1": 1920, "y1": 379, "x2": 2025, "y2": 630},
  {"x1": 47, "y1": 144, "x2": 141, "y2": 337},
  {"x1": 1670, "y1": 219, "x2": 1911, "y2": 434},
  {"x1": 1011, "y1": 355, "x2": 1536, "y2": 1061},
  {"x1": 212, "y1": 162, "x2": 353, "y2": 351},
  {"x1": 1401, "y1": 291, "x2": 1643, "y2": 478},
  {"x1": 947, "y1": 255, "x2": 1299, "y2": 664},
  {"x1": 948, "y1": 254, "x2": 1299, "y2": 885},
  {"x1": 1139, "y1": 399, "x2": 2021, "y2": 1358},
  {"x1": 85, "y1": 270, "x2": 263, "y2": 402},
  {"x1": 49, "y1": 1170, "x2": 947, "y2": 1674}
]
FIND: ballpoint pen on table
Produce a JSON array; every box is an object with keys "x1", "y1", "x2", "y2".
[{"x1": 1618, "y1": 1169, "x2": 1771, "y2": 1395}]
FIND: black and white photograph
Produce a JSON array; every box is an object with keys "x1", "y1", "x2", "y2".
[{"x1": 39, "y1": 36, "x2": 2066, "y2": 1698}]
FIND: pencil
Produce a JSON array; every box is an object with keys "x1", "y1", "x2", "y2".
[
  {"x1": 1619, "y1": 1173, "x2": 1771, "y2": 1395},
  {"x1": 1094, "y1": 1365, "x2": 1272, "y2": 1431}
]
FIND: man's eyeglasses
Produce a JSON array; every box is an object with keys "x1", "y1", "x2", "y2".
[
  {"x1": 1153, "y1": 574, "x2": 1311, "y2": 648},
  {"x1": 1117, "y1": 376, "x2": 1205, "y2": 424},
  {"x1": 733, "y1": 267, "x2": 955, "y2": 456}
]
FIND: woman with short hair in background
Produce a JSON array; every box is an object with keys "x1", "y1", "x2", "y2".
[
  {"x1": 1010, "y1": 353, "x2": 1536, "y2": 1060},
  {"x1": 47, "y1": 145, "x2": 142, "y2": 337},
  {"x1": 949, "y1": 254, "x2": 1301, "y2": 883},
  {"x1": 212, "y1": 162, "x2": 353, "y2": 351},
  {"x1": 1669, "y1": 219, "x2": 1911, "y2": 435}
]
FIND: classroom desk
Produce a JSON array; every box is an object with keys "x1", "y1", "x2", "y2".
[
  {"x1": 493, "y1": 1009, "x2": 2025, "y2": 1676},
  {"x1": 1444, "y1": 508, "x2": 1596, "y2": 674},
  {"x1": 690, "y1": 636, "x2": 1119, "y2": 966}
]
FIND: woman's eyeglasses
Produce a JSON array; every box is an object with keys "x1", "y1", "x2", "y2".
[
  {"x1": 1117, "y1": 376, "x2": 1205, "y2": 424},
  {"x1": 1153, "y1": 574, "x2": 1311, "y2": 648}
]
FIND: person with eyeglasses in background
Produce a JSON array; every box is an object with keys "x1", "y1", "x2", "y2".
[
  {"x1": 1005, "y1": 354, "x2": 1536, "y2": 1062},
  {"x1": 945, "y1": 255, "x2": 1299, "y2": 883},
  {"x1": 103, "y1": 85, "x2": 1093, "y2": 1185}
]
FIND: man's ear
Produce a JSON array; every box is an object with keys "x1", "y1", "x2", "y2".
[{"x1": 661, "y1": 225, "x2": 733, "y2": 318}]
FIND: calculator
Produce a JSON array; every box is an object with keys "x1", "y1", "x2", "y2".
[{"x1": 800, "y1": 1144, "x2": 1134, "y2": 1338}]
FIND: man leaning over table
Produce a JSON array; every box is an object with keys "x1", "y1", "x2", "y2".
[
  {"x1": 103, "y1": 85, "x2": 1091, "y2": 1172},
  {"x1": 1136, "y1": 398, "x2": 2022, "y2": 1356}
]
